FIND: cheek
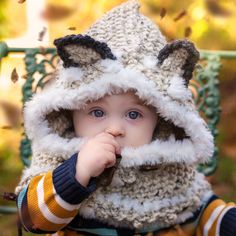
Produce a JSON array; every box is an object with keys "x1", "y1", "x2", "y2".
[
  {"x1": 149, "y1": 113, "x2": 158, "y2": 135},
  {"x1": 73, "y1": 113, "x2": 90, "y2": 137},
  {"x1": 74, "y1": 121, "x2": 85, "y2": 137},
  {"x1": 140, "y1": 117, "x2": 158, "y2": 142},
  {"x1": 73, "y1": 116, "x2": 106, "y2": 137},
  {"x1": 143, "y1": 125, "x2": 156, "y2": 142},
  {"x1": 75, "y1": 122, "x2": 96, "y2": 137},
  {"x1": 126, "y1": 123, "x2": 155, "y2": 147}
]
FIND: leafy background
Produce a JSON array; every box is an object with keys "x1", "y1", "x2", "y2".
[{"x1": 0, "y1": 0, "x2": 236, "y2": 235}]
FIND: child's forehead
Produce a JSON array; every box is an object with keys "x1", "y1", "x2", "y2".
[{"x1": 87, "y1": 91, "x2": 146, "y2": 105}]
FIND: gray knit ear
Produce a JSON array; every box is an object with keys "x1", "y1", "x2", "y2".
[
  {"x1": 157, "y1": 40, "x2": 199, "y2": 86},
  {"x1": 54, "y1": 34, "x2": 116, "y2": 68}
]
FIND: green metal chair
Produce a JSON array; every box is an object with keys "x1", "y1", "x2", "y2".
[{"x1": 0, "y1": 41, "x2": 233, "y2": 214}]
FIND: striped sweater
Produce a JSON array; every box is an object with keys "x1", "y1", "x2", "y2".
[{"x1": 17, "y1": 154, "x2": 236, "y2": 236}]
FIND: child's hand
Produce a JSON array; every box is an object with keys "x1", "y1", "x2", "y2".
[{"x1": 75, "y1": 132, "x2": 120, "y2": 187}]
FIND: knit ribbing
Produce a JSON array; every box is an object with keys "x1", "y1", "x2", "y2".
[
  {"x1": 220, "y1": 208, "x2": 236, "y2": 236},
  {"x1": 53, "y1": 153, "x2": 96, "y2": 204}
]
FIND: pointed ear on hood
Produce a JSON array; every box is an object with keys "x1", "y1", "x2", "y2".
[
  {"x1": 54, "y1": 34, "x2": 117, "y2": 68},
  {"x1": 157, "y1": 40, "x2": 199, "y2": 86}
]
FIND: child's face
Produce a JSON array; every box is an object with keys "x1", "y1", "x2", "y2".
[{"x1": 73, "y1": 91, "x2": 157, "y2": 148}]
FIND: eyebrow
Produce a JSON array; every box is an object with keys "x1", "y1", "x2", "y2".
[
  {"x1": 86, "y1": 97, "x2": 147, "y2": 107},
  {"x1": 129, "y1": 99, "x2": 146, "y2": 106},
  {"x1": 130, "y1": 99, "x2": 156, "y2": 112}
]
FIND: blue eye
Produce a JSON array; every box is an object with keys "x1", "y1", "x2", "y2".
[
  {"x1": 127, "y1": 111, "x2": 141, "y2": 119},
  {"x1": 90, "y1": 109, "x2": 104, "y2": 117}
]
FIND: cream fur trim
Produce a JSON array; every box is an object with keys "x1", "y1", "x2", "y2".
[
  {"x1": 24, "y1": 58, "x2": 214, "y2": 164},
  {"x1": 121, "y1": 136, "x2": 196, "y2": 167},
  {"x1": 58, "y1": 67, "x2": 84, "y2": 86}
]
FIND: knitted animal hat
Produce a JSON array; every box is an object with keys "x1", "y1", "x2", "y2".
[
  {"x1": 16, "y1": 2, "x2": 214, "y2": 228},
  {"x1": 23, "y1": 0, "x2": 214, "y2": 171}
]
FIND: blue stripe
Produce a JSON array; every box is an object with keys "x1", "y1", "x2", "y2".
[
  {"x1": 68, "y1": 227, "x2": 118, "y2": 236},
  {"x1": 17, "y1": 187, "x2": 28, "y2": 210},
  {"x1": 220, "y1": 208, "x2": 236, "y2": 236}
]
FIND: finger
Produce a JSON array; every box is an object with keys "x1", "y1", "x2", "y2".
[
  {"x1": 104, "y1": 153, "x2": 116, "y2": 168},
  {"x1": 93, "y1": 133, "x2": 115, "y2": 144},
  {"x1": 101, "y1": 140, "x2": 121, "y2": 154},
  {"x1": 95, "y1": 131, "x2": 114, "y2": 139},
  {"x1": 101, "y1": 143, "x2": 117, "y2": 154},
  {"x1": 94, "y1": 133, "x2": 119, "y2": 149},
  {"x1": 94, "y1": 132, "x2": 121, "y2": 154},
  {"x1": 109, "y1": 139, "x2": 121, "y2": 154},
  {"x1": 96, "y1": 136, "x2": 120, "y2": 154},
  {"x1": 105, "y1": 162, "x2": 115, "y2": 169},
  {"x1": 87, "y1": 133, "x2": 112, "y2": 146}
]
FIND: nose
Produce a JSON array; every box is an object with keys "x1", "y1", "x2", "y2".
[{"x1": 105, "y1": 127, "x2": 125, "y2": 137}]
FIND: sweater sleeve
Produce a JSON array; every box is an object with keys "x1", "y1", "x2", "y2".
[
  {"x1": 17, "y1": 153, "x2": 96, "y2": 233},
  {"x1": 196, "y1": 197, "x2": 236, "y2": 236}
]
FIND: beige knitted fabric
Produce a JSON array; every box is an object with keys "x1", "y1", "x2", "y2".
[
  {"x1": 16, "y1": 0, "x2": 214, "y2": 230},
  {"x1": 78, "y1": 163, "x2": 211, "y2": 229}
]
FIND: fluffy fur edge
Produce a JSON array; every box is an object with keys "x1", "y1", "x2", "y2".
[{"x1": 24, "y1": 58, "x2": 214, "y2": 164}]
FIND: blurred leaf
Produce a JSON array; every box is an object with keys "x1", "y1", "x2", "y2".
[
  {"x1": 174, "y1": 10, "x2": 187, "y2": 21},
  {"x1": 68, "y1": 27, "x2": 76, "y2": 31},
  {"x1": 184, "y1": 26, "x2": 192, "y2": 37},
  {"x1": 0, "y1": 101, "x2": 21, "y2": 128},
  {"x1": 11, "y1": 68, "x2": 18, "y2": 83},
  {"x1": 41, "y1": 4, "x2": 75, "y2": 21},
  {"x1": 38, "y1": 27, "x2": 47, "y2": 41},
  {"x1": 205, "y1": 0, "x2": 231, "y2": 17},
  {"x1": 2, "y1": 192, "x2": 17, "y2": 201},
  {"x1": 39, "y1": 46, "x2": 47, "y2": 55},
  {"x1": 18, "y1": 0, "x2": 26, "y2": 3},
  {"x1": 21, "y1": 74, "x2": 28, "y2": 80},
  {"x1": 146, "y1": 2, "x2": 160, "y2": 14},
  {"x1": 160, "y1": 8, "x2": 167, "y2": 19},
  {"x1": 0, "y1": 126, "x2": 12, "y2": 130}
]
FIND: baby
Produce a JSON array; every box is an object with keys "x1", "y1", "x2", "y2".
[
  {"x1": 15, "y1": 1, "x2": 236, "y2": 236},
  {"x1": 73, "y1": 91, "x2": 157, "y2": 187}
]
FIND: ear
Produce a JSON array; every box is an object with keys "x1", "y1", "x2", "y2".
[
  {"x1": 54, "y1": 34, "x2": 116, "y2": 68},
  {"x1": 157, "y1": 40, "x2": 199, "y2": 86}
]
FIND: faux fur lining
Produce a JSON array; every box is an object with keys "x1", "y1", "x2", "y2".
[
  {"x1": 120, "y1": 136, "x2": 196, "y2": 167},
  {"x1": 24, "y1": 59, "x2": 214, "y2": 164}
]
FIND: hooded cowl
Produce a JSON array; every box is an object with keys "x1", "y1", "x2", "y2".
[{"x1": 16, "y1": 0, "x2": 213, "y2": 230}]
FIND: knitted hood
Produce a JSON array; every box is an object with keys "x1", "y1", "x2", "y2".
[{"x1": 24, "y1": 0, "x2": 214, "y2": 169}]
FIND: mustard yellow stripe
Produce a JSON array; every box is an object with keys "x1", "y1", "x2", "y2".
[
  {"x1": 198, "y1": 199, "x2": 225, "y2": 232},
  {"x1": 52, "y1": 229, "x2": 86, "y2": 236},
  {"x1": 224, "y1": 202, "x2": 236, "y2": 208},
  {"x1": 28, "y1": 174, "x2": 65, "y2": 231},
  {"x1": 204, "y1": 202, "x2": 236, "y2": 236},
  {"x1": 43, "y1": 171, "x2": 78, "y2": 218}
]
